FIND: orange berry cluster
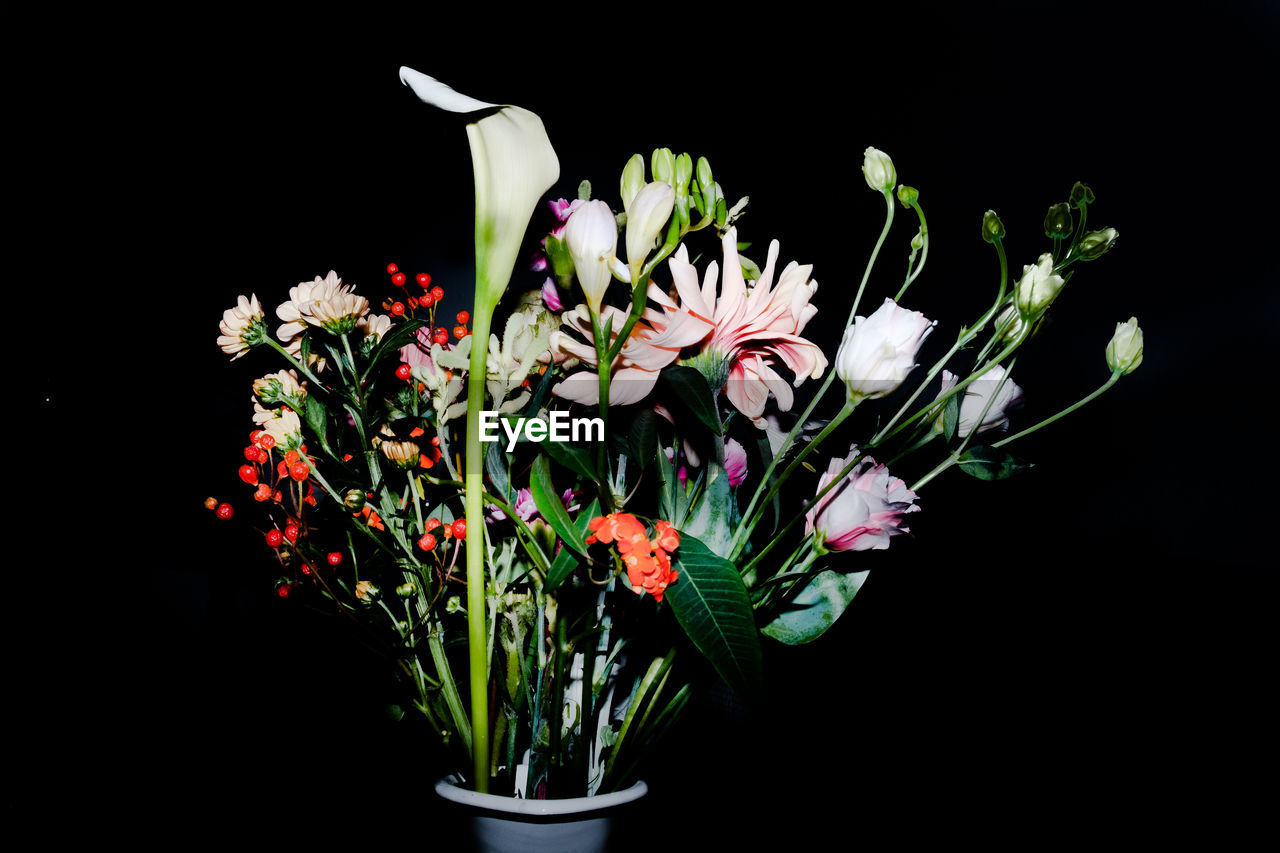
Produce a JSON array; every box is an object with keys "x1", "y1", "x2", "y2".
[{"x1": 586, "y1": 513, "x2": 681, "y2": 602}]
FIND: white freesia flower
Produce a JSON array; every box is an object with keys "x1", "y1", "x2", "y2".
[
  {"x1": 935, "y1": 363, "x2": 1024, "y2": 438},
  {"x1": 1014, "y1": 253, "x2": 1065, "y2": 318},
  {"x1": 217, "y1": 294, "x2": 266, "y2": 360},
  {"x1": 563, "y1": 200, "x2": 618, "y2": 314},
  {"x1": 625, "y1": 181, "x2": 675, "y2": 267},
  {"x1": 400, "y1": 68, "x2": 560, "y2": 312},
  {"x1": 835, "y1": 298, "x2": 936, "y2": 401},
  {"x1": 862, "y1": 147, "x2": 896, "y2": 193},
  {"x1": 1106, "y1": 316, "x2": 1144, "y2": 374}
]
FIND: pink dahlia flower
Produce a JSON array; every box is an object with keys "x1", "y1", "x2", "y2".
[
  {"x1": 668, "y1": 228, "x2": 827, "y2": 424},
  {"x1": 805, "y1": 447, "x2": 919, "y2": 552}
]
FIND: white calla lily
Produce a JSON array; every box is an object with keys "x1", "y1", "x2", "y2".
[{"x1": 399, "y1": 68, "x2": 560, "y2": 311}]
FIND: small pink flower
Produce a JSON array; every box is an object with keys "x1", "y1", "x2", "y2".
[
  {"x1": 805, "y1": 446, "x2": 918, "y2": 552},
  {"x1": 541, "y1": 277, "x2": 563, "y2": 312},
  {"x1": 724, "y1": 438, "x2": 748, "y2": 487}
]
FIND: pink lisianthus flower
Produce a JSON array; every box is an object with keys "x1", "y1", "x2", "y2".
[
  {"x1": 724, "y1": 438, "x2": 748, "y2": 487},
  {"x1": 550, "y1": 284, "x2": 714, "y2": 406},
  {"x1": 668, "y1": 228, "x2": 827, "y2": 425},
  {"x1": 805, "y1": 446, "x2": 919, "y2": 552}
]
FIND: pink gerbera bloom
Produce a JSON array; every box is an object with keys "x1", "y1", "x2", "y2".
[{"x1": 669, "y1": 228, "x2": 827, "y2": 425}]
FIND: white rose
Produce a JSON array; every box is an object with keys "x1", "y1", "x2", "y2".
[{"x1": 835, "y1": 298, "x2": 936, "y2": 401}]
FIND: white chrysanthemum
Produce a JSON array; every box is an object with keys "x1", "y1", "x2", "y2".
[
  {"x1": 252, "y1": 369, "x2": 306, "y2": 407},
  {"x1": 359, "y1": 313, "x2": 392, "y2": 342},
  {"x1": 252, "y1": 401, "x2": 303, "y2": 449},
  {"x1": 276, "y1": 272, "x2": 349, "y2": 343},
  {"x1": 217, "y1": 294, "x2": 267, "y2": 360},
  {"x1": 306, "y1": 290, "x2": 370, "y2": 334}
]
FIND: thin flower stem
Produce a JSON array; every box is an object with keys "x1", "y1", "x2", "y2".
[
  {"x1": 589, "y1": 305, "x2": 615, "y2": 512},
  {"x1": 869, "y1": 239, "x2": 1010, "y2": 448},
  {"x1": 262, "y1": 336, "x2": 329, "y2": 395},
  {"x1": 992, "y1": 372, "x2": 1120, "y2": 448},
  {"x1": 729, "y1": 191, "x2": 896, "y2": 559},
  {"x1": 895, "y1": 199, "x2": 929, "y2": 300}
]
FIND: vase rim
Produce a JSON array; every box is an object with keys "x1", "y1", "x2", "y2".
[{"x1": 435, "y1": 774, "x2": 648, "y2": 816}]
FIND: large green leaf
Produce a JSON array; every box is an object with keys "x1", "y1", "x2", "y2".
[
  {"x1": 762, "y1": 570, "x2": 869, "y2": 645},
  {"x1": 628, "y1": 409, "x2": 659, "y2": 470},
  {"x1": 956, "y1": 446, "x2": 1033, "y2": 480},
  {"x1": 530, "y1": 455, "x2": 588, "y2": 559},
  {"x1": 667, "y1": 535, "x2": 763, "y2": 704},
  {"x1": 363, "y1": 319, "x2": 428, "y2": 377},
  {"x1": 544, "y1": 498, "x2": 601, "y2": 591},
  {"x1": 659, "y1": 366, "x2": 722, "y2": 435},
  {"x1": 543, "y1": 440, "x2": 598, "y2": 481}
]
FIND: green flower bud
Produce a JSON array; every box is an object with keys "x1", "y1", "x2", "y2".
[
  {"x1": 981, "y1": 210, "x2": 1005, "y2": 243},
  {"x1": 1044, "y1": 202, "x2": 1073, "y2": 238},
  {"x1": 897, "y1": 185, "x2": 919, "y2": 207},
  {"x1": 620, "y1": 154, "x2": 645, "y2": 213},
  {"x1": 1069, "y1": 181, "x2": 1095, "y2": 208},
  {"x1": 674, "y1": 152, "x2": 693, "y2": 195},
  {"x1": 1105, "y1": 316, "x2": 1144, "y2": 375},
  {"x1": 910, "y1": 230, "x2": 924, "y2": 251},
  {"x1": 396, "y1": 582, "x2": 418, "y2": 598},
  {"x1": 1076, "y1": 227, "x2": 1117, "y2": 260},
  {"x1": 696, "y1": 156, "x2": 713, "y2": 194},
  {"x1": 651, "y1": 148, "x2": 675, "y2": 185},
  {"x1": 343, "y1": 489, "x2": 366, "y2": 509},
  {"x1": 576, "y1": 179, "x2": 592, "y2": 201},
  {"x1": 446, "y1": 595, "x2": 463, "y2": 614}
]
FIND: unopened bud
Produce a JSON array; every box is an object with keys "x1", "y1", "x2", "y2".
[
  {"x1": 696, "y1": 156, "x2": 713, "y2": 194},
  {"x1": 981, "y1": 210, "x2": 1006, "y2": 243},
  {"x1": 1069, "y1": 181, "x2": 1095, "y2": 208},
  {"x1": 1076, "y1": 227, "x2": 1118, "y2": 260},
  {"x1": 396, "y1": 582, "x2": 417, "y2": 598},
  {"x1": 355, "y1": 580, "x2": 379, "y2": 602},
  {"x1": 620, "y1": 154, "x2": 645, "y2": 213},
  {"x1": 650, "y1": 148, "x2": 675, "y2": 185},
  {"x1": 343, "y1": 489, "x2": 366, "y2": 509},
  {"x1": 625, "y1": 182, "x2": 676, "y2": 266},
  {"x1": 910, "y1": 230, "x2": 924, "y2": 251},
  {"x1": 896, "y1": 185, "x2": 919, "y2": 207},
  {"x1": 674, "y1": 152, "x2": 693, "y2": 195},
  {"x1": 862, "y1": 147, "x2": 896, "y2": 193},
  {"x1": 1015, "y1": 253, "x2": 1066, "y2": 319},
  {"x1": 1044, "y1": 202, "x2": 1073, "y2": 238},
  {"x1": 1105, "y1": 316, "x2": 1144, "y2": 374}
]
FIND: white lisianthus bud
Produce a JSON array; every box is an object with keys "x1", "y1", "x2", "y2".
[
  {"x1": 1077, "y1": 227, "x2": 1118, "y2": 260},
  {"x1": 1014, "y1": 253, "x2": 1066, "y2": 319},
  {"x1": 563, "y1": 200, "x2": 618, "y2": 314},
  {"x1": 862, "y1": 147, "x2": 896, "y2": 193},
  {"x1": 1105, "y1": 317, "x2": 1144, "y2": 374},
  {"x1": 625, "y1": 182, "x2": 675, "y2": 267},
  {"x1": 835, "y1": 298, "x2": 936, "y2": 401}
]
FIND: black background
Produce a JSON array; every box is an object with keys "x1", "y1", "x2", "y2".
[{"x1": 10, "y1": 3, "x2": 1276, "y2": 846}]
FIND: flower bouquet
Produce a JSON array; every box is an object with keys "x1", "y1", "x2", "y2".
[{"x1": 210, "y1": 67, "x2": 1143, "y2": 815}]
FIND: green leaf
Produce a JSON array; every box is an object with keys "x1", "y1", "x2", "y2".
[
  {"x1": 545, "y1": 498, "x2": 600, "y2": 591},
  {"x1": 629, "y1": 409, "x2": 659, "y2": 470},
  {"x1": 530, "y1": 455, "x2": 588, "y2": 559},
  {"x1": 543, "y1": 440, "x2": 598, "y2": 481},
  {"x1": 666, "y1": 535, "x2": 763, "y2": 705},
  {"x1": 659, "y1": 365, "x2": 721, "y2": 435},
  {"x1": 942, "y1": 393, "x2": 960, "y2": 442},
  {"x1": 956, "y1": 446, "x2": 1033, "y2": 480},
  {"x1": 302, "y1": 394, "x2": 340, "y2": 462},
  {"x1": 364, "y1": 319, "x2": 428, "y2": 378},
  {"x1": 762, "y1": 570, "x2": 869, "y2": 645},
  {"x1": 485, "y1": 440, "x2": 512, "y2": 503},
  {"x1": 679, "y1": 459, "x2": 733, "y2": 557}
]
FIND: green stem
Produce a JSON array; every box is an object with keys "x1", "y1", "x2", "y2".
[
  {"x1": 992, "y1": 372, "x2": 1120, "y2": 448},
  {"x1": 428, "y1": 625, "x2": 473, "y2": 757},
  {"x1": 895, "y1": 199, "x2": 930, "y2": 300},
  {"x1": 729, "y1": 191, "x2": 896, "y2": 559},
  {"x1": 464, "y1": 288, "x2": 495, "y2": 793},
  {"x1": 590, "y1": 305, "x2": 615, "y2": 512}
]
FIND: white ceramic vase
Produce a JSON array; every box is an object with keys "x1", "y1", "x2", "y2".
[{"x1": 434, "y1": 774, "x2": 648, "y2": 853}]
